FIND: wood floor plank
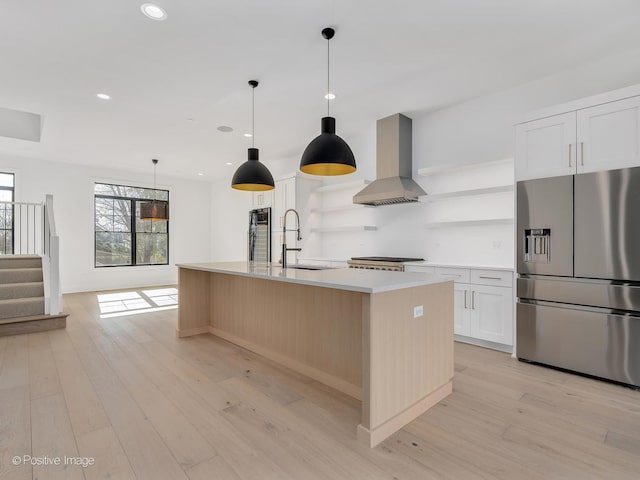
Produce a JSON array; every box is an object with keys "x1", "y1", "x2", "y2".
[
  {"x1": 16, "y1": 289, "x2": 638, "y2": 480},
  {"x1": 30, "y1": 392, "x2": 84, "y2": 480},
  {"x1": 99, "y1": 313, "x2": 296, "y2": 480},
  {"x1": 48, "y1": 328, "x2": 112, "y2": 437},
  {"x1": 0, "y1": 335, "x2": 31, "y2": 480},
  {"x1": 89, "y1": 329, "x2": 217, "y2": 469},
  {"x1": 185, "y1": 455, "x2": 242, "y2": 480},
  {"x1": 63, "y1": 302, "x2": 190, "y2": 480},
  {"x1": 75, "y1": 425, "x2": 136, "y2": 480},
  {"x1": 28, "y1": 331, "x2": 62, "y2": 400}
]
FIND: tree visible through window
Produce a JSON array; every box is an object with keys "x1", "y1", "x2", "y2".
[{"x1": 94, "y1": 183, "x2": 169, "y2": 267}]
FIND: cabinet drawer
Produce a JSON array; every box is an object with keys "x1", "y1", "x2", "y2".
[
  {"x1": 405, "y1": 265, "x2": 436, "y2": 274},
  {"x1": 435, "y1": 267, "x2": 470, "y2": 283},
  {"x1": 471, "y1": 269, "x2": 513, "y2": 287}
]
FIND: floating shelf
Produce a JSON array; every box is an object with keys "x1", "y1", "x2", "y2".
[
  {"x1": 425, "y1": 218, "x2": 514, "y2": 229},
  {"x1": 425, "y1": 184, "x2": 514, "y2": 202},
  {"x1": 310, "y1": 204, "x2": 374, "y2": 213},
  {"x1": 418, "y1": 158, "x2": 513, "y2": 177},
  {"x1": 314, "y1": 179, "x2": 371, "y2": 193},
  {"x1": 310, "y1": 226, "x2": 377, "y2": 233}
]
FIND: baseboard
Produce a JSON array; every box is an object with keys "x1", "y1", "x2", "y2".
[
  {"x1": 357, "y1": 381, "x2": 452, "y2": 448},
  {"x1": 175, "y1": 325, "x2": 210, "y2": 338},
  {"x1": 0, "y1": 313, "x2": 67, "y2": 337},
  {"x1": 455, "y1": 335, "x2": 513, "y2": 354}
]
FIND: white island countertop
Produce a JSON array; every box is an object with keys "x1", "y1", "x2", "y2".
[{"x1": 176, "y1": 261, "x2": 451, "y2": 294}]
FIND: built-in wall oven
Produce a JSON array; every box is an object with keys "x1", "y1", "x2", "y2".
[{"x1": 517, "y1": 167, "x2": 640, "y2": 388}]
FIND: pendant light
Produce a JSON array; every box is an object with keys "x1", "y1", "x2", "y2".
[
  {"x1": 300, "y1": 27, "x2": 356, "y2": 176},
  {"x1": 140, "y1": 159, "x2": 169, "y2": 220},
  {"x1": 231, "y1": 80, "x2": 275, "y2": 191}
]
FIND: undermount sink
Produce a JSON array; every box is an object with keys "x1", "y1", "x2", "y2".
[{"x1": 283, "y1": 264, "x2": 335, "y2": 271}]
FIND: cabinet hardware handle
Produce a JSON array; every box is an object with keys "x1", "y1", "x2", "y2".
[
  {"x1": 479, "y1": 276, "x2": 502, "y2": 280},
  {"x1": 472, "y1": 291, "x2": 476, "y2": 310},
  {"x1": 580, "y1": 141, "x2": 584, "y2": 166},
  {"x1": 464, "y1": 290, "x2": 467, "y2": 309},
  {"x1": 568, "y1": 143, "x2": 572, "y2": 167}
]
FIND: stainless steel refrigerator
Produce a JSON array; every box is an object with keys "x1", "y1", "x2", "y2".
[{"x1": 517, "y1": 166, "x2": 640, "y2": 388}]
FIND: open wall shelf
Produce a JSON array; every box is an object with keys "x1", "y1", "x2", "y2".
[
  {"x1": 310, "y1": 226, "x2": 377, "y2": 233},
  {"x1": 425, "y1": 184, "x2": 514, "y2": 202},
  {"x1": 426, "y1": 218, "x2": 514, "y2": 229}
]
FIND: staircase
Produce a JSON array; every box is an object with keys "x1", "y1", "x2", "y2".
[{"x1": 0, "y1": 255, "x2": 67, "y2": 336}]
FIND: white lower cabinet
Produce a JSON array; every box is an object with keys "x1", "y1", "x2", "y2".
[{"x1": 408, "y1": 265, "x2": 514, "y2": 349}]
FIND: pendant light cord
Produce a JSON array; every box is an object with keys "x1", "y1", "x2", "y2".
[
  {"x1": 153, "y1": 161, "x2": 157, "y2": 203},
  {"x1": 327, "y1": 36, "x2": 330, "y2": 117},
  {"x1": 252, "y1": 84, "x2": 255, "y2": 148}
]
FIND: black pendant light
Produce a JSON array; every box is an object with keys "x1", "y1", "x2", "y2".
[
  {"x1": 231, "y1": 80, "x2": 275, "y2": 191},
  {"x1": 300, "y1": 27, "x2": 356, "y2": 176},
  {"x1": 140, "y1": 159, "x2": 169, "y2": 220}
]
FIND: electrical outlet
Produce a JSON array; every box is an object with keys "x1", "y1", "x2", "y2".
[
  {"x1": 492, "y1": 240, "x2": 502, "y2": 249},
  {"x1": 413, "y1": 305, "x2": 424, "y2": 318}
]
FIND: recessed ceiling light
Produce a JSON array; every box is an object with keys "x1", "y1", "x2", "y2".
[
  {"x1": 217, "y1": 126, "x2": 233, "y2": 133},
  {"x1": 243, "y1": 133, "x2": 253, "y2": 138},
  {"x1": 96, "y1": 93, "x2": 111, "y2": 100},
  {"x1": 225, "y1": 162, "x2": 233, "y2": 166},
  {"x1": 325, "y1": 93, "x2": 336, "y2": 100},
  {"x1": 197, "y1": 172, "x2": 204, "y2": 176},
  {"x1": 140, "y1": 3, "x2": 167, "y2": 21}
]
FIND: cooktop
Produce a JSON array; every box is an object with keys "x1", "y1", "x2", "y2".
[{"x1": 350, "y1": 256, "x2": 424, "y2": 263}]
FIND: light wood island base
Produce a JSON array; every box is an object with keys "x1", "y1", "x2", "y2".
[{"x1": 177, "y1": 264, "x2": 454, "y2": 447}]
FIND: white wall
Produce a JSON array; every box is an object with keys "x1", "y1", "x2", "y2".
[
  {"x1": 210, "y1": 177, "x2": 252, "y2": 262},
  {"x1": 215, "y1": 48, "x2": 640, "y2": 267},
  {"x1": 303, "y1": 48, "x2": 640, "y2": 266},
  {"x1": 0, "y1": 154, "x2": 212, "y2": 293}
]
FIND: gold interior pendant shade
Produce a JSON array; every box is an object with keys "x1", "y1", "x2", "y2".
[
  {"x1": 140, "y1": 159, "x2": 169, "y2": 220},
  {"x1": 299, "y1": 27, "x2": 356, "y2": 176},
  {"x1": 231, "y1": 80, "x2": 275, "y2": 191}
]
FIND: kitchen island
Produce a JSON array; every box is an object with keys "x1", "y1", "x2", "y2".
[{"x1": 176, "y1": 262, "x2": 453, "y2": 447}]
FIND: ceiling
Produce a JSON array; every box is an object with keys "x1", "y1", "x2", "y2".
[{"x1": 1, "y1": 0, "x2": 640, "y2": 181}]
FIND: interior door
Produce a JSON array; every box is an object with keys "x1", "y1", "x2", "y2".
[
  {"x1": 577, "y1": 96, "x2": 640, "y2": 174},
  {"x1": 575, "y1": 167, "x2": 640, "y2": 281}
]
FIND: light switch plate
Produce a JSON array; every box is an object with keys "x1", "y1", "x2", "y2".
[{"x1": 413, "y1": 305, "x2": 424, "y2": 318}]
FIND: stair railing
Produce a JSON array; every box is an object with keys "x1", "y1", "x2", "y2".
[
  {"x1": 0, "y1": 200, "x2": 43, "y2": 255},
  {"x1": 43, "y1": 195, "x2": 61, "y2": 315},
  {"x1": 0, "y1": 196, "x2": 61, "y2": 314}
]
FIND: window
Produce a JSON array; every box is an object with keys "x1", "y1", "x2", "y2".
[
  {"x1": 94, "y1": 183, "x2": 169, "y2": 267},
  {"x1": 0, "y1": 173, "x2": 15, "y2": 255}
]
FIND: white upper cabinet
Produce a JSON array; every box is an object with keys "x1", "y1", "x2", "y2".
[
  {"x1": 516, "y1": 86, "x2": 640, "y2": 181},
  {"x1": 577, "y1": 96, "x2": 640, "y2": 174},
  {"x1": 515, "y1": 112, "x2": 577, "y2": 181}
]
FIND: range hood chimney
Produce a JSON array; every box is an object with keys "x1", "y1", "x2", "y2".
[{"x1": 353, "y1": 113, "x2": 426, "y2": 206}]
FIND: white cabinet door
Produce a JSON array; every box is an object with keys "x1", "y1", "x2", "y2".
[
  {"x1": 454, "y1": 283, "x2": 471, "y2": 337},
  {"x1": 577, "y1": 96, "x2": 640, "y2": 174},
  {"x1": 515, "y1": 112, "x2": 577, "y2": 181},
  {"x1": 469, "y1": 285, "x2": 513, "y2": 345},
  {"x1": 252, "y1": 190, "x2": 273, "y2": 207}
]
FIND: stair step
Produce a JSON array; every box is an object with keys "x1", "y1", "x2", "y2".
[
  {"x1": 0, "y1": 267, "x2": 43, "y2": 284},
  {"x1": 0, "y1": 281, "x2": 44, "y2": 300},
  {"x1": 0, "y1": 255, "x2": 42, "y2": 269},
  {"x1": 0, "y1": 296, "x2": 44, "y2": 319},
  {"x1": 0, "y1": 313, "x2": 68, "y2": 336}
]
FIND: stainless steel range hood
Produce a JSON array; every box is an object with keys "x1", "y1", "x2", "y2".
[{"x1": 353, "y1": 113, "x2": 426, "y2": 206}]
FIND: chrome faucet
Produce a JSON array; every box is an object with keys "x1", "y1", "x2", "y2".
[{"x1": 280, "y1": 208, "x2": 302, "y2": 268}]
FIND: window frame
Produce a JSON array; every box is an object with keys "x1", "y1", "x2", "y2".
[
  {"x1": 94, "y1": 182, "x2": 169, "y2": 268},
  {"x1": 0, "y1": 172, "x2": 15, "y2": 255}
]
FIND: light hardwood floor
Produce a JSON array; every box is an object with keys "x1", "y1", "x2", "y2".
[{"x1": 1, "y1": 288, "x2": 639, "y2": 479}]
